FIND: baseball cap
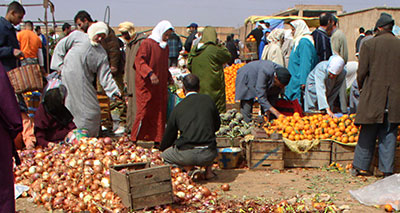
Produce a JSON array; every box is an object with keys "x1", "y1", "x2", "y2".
[{"x1": 187, "y1": 23, "x2": 198, "y2": 28}]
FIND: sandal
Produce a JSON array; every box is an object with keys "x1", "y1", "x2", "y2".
[
  {"x1": 188, "y1": 169, "x2": 202, "y2": 180},
  {"x1": 205, "y1": 170, "x2": 218, "y2": 180}
]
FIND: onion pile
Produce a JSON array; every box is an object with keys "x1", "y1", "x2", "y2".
[
  {"x1": 14, "y1": 136, "x2": 339, "y2": 212},
  {"x1": 170, "y1": 167, "x2": 217, "y2": 206},
  {"x1": 15, "y1": 136, "x2": 164, "y2": 211}
]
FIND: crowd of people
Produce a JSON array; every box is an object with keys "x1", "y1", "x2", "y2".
[{"x1": 0, "y1": 1, "x2": 400, "y2": 211}]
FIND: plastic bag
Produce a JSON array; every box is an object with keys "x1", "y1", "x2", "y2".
[
  {"x1": 349, "y1": 174, "x2": 400, "y2": 210},
  {"x1": 15, "y1": 184, "x2": 29, "y2": 199}
]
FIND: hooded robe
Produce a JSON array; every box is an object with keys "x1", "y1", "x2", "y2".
[{"x1": 187, "y1": 26, "x2": 231, "y2": 113}]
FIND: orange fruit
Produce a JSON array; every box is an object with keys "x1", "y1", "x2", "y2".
[{"x1": 384, "y1": 204, "x2": 393, "y2": 212}]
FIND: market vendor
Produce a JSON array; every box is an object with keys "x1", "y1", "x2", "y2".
[
  {"x1": 235, "y1": 60, "x2": 291, "y2": 123},
  {"x1": 160, "y1": 74, "x2": 220, "y2": 180},
  {"x1": 303, "y1": 55, "x2": 346, "y2": 117},
  {"x1": 34, "y1": 85, "x2": 76, "y2": 147}
]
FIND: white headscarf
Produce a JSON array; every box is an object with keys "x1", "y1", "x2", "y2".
[
  {"x1": 290, "y1": 19, "x2": 314, "y2": 50},
  {"x1": 148, "y1": 20, "x2": 174, "y2": 49},
  {"x1": 327, "y1": 55, "x2": 345, "y2": 75},
  {"x1": 87, "y1": 22, "x2": 109, "y2": 46},
  {"x1": 267, "y1": 28, "x2": 285, "y2": 46}
]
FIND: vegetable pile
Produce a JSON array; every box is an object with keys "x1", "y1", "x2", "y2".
[{"x1": 216, "y1": 109, "x2": 254, "y2": 138}]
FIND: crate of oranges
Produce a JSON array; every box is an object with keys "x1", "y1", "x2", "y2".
[
  {"x1": 264, "y1": 113, "x2": 360, "y2": 144},
  {"x1": 240, "y1": 35, "x2": 258, "y2": 61},
  {"x1": 263, "y1": 112, "x2": 361, "y2": 168}
]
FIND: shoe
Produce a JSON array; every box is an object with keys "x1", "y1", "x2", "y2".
[
  {"x1": 113, "y1": 126, "x2": 125, "y2": 135},
  {"x1": 383, "y1": 172, "x2": 394, "y2": 178},
  {"x1": 349, "y1": 167, "x2": 361, "y2": 177}
]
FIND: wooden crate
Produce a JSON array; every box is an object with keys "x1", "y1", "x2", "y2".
[
  {"x1": 110, "y1": 163, "x2": 173, "y2": 210},
  {"x1": 97, "y1": 94, "x2": 111, "y2": 121},
  {"x1": 331, "y1": 143, "x2": 355, "y2": 166},
  {"x1": 284, "y1": 141, "x2": 332, "y2": 168},
  {"x1": 216, "y1": 137, "x2": 242, "y2": 148},
  {"x1": 246, "y1": 139, "x2": 284, "y2": 170},
  {"x1": 226, "y1": 102, "x2": 240, "y2": 111},
  {"x1": 240, "y1": 41, "x2": 258, "y2": 61}
]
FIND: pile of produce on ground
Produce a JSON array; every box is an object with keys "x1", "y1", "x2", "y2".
[
  {"x1": 14, "y1": 137, "x2": 215, "y2": 212},
  {"x1": 264, "y1": 113, "x2": 360, "y2": 144},
  {"x1": 224, "y1": 63, "x2": 245, "y2": 104},
  {"x1": 15, "y1": 135, "x2": 344, "y2": 212},
  {"x1": 216, "y1": 109, "x2": 254, "y2": 138}
]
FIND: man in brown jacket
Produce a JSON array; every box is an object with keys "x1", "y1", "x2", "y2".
[
  {"x1": 74, "y1": 11, "x2": 125, "y2": 134},
  {"x1": 118, "y1": 22, "x2": 147, "y2": 133},
  {"x1": 351, "y1": 13, "x2": 400, "y2": 177}
]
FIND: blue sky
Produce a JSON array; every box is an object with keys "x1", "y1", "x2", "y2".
[{"x1": 1, "y1": 0, "x2": 400, "y2": 27}]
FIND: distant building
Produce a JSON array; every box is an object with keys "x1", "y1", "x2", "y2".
[
  {"x1": 338, "y1": 6, "x2": 400, "y2": 61},
  {"x1": 273, "y1": 4, "x2": 343, "y2": 17}
]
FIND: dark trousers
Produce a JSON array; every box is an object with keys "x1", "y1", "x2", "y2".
[
  {"x1": 161, "y1": 145, "x2": 217, "y2": 167},
  {"x1": 169, "y1": 57, "x2": 178, "y2": 67},
  {"x1": 353, "y1": 114, "x2": 399, "y2": 173},
  {"x1": 240, "y1": 99, "x2": 266, "y2": 123},
  {"x1": 240, "y1": 99, "x2": 254, "y2": 123}
]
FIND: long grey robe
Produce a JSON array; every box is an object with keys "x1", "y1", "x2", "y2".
[
  {"x1": 304, "y1": 61, "x2": 346, "y2": 112},
  {"x1": 51, "y1": 31, "x2": 119, "y2": 136}
]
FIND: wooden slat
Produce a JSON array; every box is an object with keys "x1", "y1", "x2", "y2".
[
  {"x1": 128, "y1": 166, "x2": 171, "y2": 187},
  {"x1": 250, "y1": 141, "x2": 284, "y2": 153},
  {"x1": 110, "y1": 168, "x2": 129, "y2": 194},
  {"x1": 284, "y1": 151, "x2": 331, "y2": 160},
  {"x1": 333, "y1": 143, "x2": 355, "y2": 153},
  {"x1": 250, "y1": 152, "x2": 284, "y2": 160},
  {"x1": 249, "y1": 160, "x2": 284, "y2": 170},
  {"x1": 216, "y1": 137, "x2": 241, "y2": 147},
  {"x1": 333, "y1": 152, "x2": 355, "y2": 161},
  {"x1": 131, "y1": 181, "x2": 172, "y2": 199},
  {"x1": 131, "y1": 191, "x2": 174, "y2": 210}
]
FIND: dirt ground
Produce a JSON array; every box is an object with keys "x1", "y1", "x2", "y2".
[{"x1": 16, "y1": 167, "x2": 390, "y2": 212}]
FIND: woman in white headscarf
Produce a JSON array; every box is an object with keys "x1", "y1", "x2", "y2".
[
  {"x1": 281, "y1": 29, "x2": 294, "y2": 68},
  {"x1": 131, "y1": 20, "x2": 174, "y2": 143},
  {"x1": 303, "y1": 55, "x2": 346, "y2": 117},
  {"x1": 284, "y1": 19, "x2": 318, "y2": 102},
  {"x1": 51, "y1": 21, "x2": 120, "y2": 136},
  {"x1": 261, "y1": 28, "x2": 285, "y2": 66}
]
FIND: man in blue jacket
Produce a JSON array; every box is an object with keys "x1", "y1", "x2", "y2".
[
  {"x1": 235, "y1": 60, "x2": 291, "y2": 123},
  {"x1": 0, "y1": 2, "x2": 25, "y2": 71}
]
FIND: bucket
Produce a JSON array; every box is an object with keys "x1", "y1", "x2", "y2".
[{"x1": 216, "y1": 147, "x2": 242, "y2": 169}]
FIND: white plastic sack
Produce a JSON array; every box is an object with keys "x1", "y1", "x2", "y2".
[
  {"x1": 349, "y1": 174, "x2": 400, "y2": 210},
  {"x1": 15, "y1": 184, "x2": 29, "y2": 199}
]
